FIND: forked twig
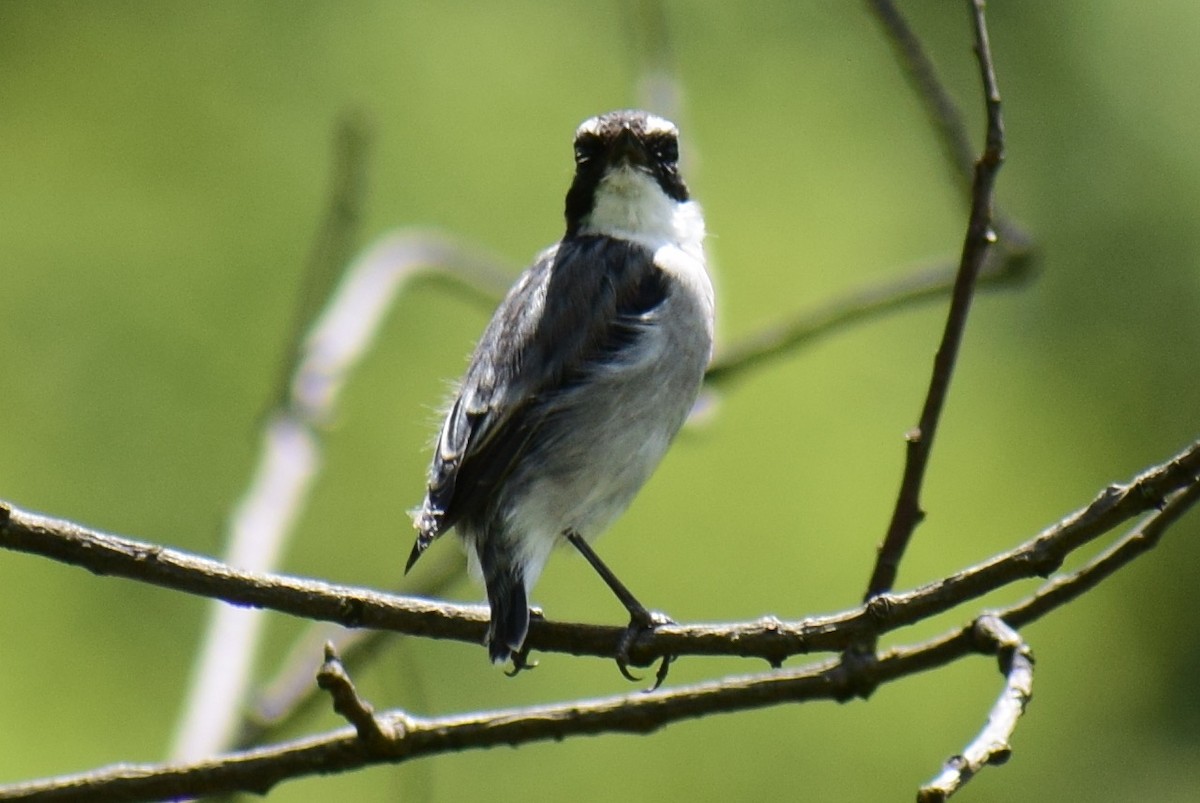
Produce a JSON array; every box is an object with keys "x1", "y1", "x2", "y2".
[
  {"x1": 864, "y1": 0, "x2": 1006, "y2": 601},
  {"x1": 918, "y1": 617, "x2": 1034, "y2": 801}
]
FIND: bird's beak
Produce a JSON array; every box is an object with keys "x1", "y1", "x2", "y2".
[{"x1": 609, "y1": 127, "x2": 649, "y2": 168}]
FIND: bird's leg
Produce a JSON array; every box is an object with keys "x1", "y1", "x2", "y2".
[{"x1": 565, "y1": 530, "x2": 674, "y2": 687}]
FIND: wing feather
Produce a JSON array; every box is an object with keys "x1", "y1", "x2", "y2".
[{"x1": 408, "y1": 236, "x2": 666, "y2": 565}]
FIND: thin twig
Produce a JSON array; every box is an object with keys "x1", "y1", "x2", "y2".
[
  {"x1": 918, "y1": 616, "x2": 1034, "y2": 801},
  {"x1": 864, "y1": 0, "x2": 1034, "y2": 258},
  {"x1": 707, "y1": 0, "x2": 1039, "y2": 395},
  {"x1": 0, "y1": 640, "x2": 1008, "y2": 802},
  {"x1": 865, "y1": 0, "x2": 976, "y2": 188},
  {"x1": 270, "y1": 111, "x2": 375, "y2": 414},
  {"x1": 2, "y1": 439, "x2": 1196, "y2": 668},
  {"x1": 316, "y1": 643, "x2": 403, "y2": 749},
  {"x1": 865, "y1": 0, "x2": 1005, "y2": 601},
  {"x1": 239, "y1": 558, "x2": 459, "y2": 748},
  {"x1": 706, "y1": 0, "x2": 1038, "y2": 393},
  {"x1": 703, "y1": 250, "x2": 1032, "y2": 387},
  {"x1": 909, "y1": 477, "x2": 1200, "y2": 800},
  {"x1": 0, "y1": 655, "x2": 887, "y2": 801}
]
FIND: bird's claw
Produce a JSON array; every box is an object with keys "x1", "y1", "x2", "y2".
[
  {"x1": 505, "y1": 645, "x2": 539, "y2": 677},
  {"x1": 615, "y1": 609, "x2": 675, "y2": 690}
]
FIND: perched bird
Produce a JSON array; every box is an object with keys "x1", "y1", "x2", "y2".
[{"x1": 407, "y1": 109, "x2": 714, "y2": 671}]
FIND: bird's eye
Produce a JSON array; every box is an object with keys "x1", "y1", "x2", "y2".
[
  {"x1": 574, "y1": 135, "x2": 602, "y2": 165},
  {"x1": 651, "y1": 136, "x2": 679, "y2": 165}
]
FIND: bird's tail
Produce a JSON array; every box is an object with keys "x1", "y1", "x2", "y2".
[{"x1": 481, "y1": 550, "x2": 530, "y2": 665}]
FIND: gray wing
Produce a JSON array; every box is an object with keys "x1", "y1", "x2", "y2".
[{"x1": 407, "y1": 236, "x2": 665, "y2": 569}]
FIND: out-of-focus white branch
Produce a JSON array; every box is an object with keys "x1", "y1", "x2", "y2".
[
  {"x1": 169, "y1": 229, "x2": 511, "y2": 762},
  {"x1": 171, "y1": 417, "x2": 318, "y2": 761},
  {"x1": 292, "y1": 231, "x2": 510, "y2": 420}
]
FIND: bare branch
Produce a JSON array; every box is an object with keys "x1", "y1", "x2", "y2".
[
  {"x1": 865, "y1": 0, "x2": 1006, "y2": 601},
  {"x1": 910, "y1": 478, "x2": 1200, "y2": 800},
  {"x1": 0, "y1": 601, "x2": 1135, "y2": 803},
  {"x1": 172, "y1": 222, "x2": 514, "y2": 760},
  {"x1": 240, "y1": 559, "x2": 459, "y2": 747},
  {"x1": 171, "y1": 114, "x2": 378, "y2": 761},
  {"x1": 864, "y1": 0, "x2": 1034, "y2": 257},
  {"x1": 0, "y1": 631, "x2": 1015, "y2": 802},
  {"x1": 1004, "y1": 479, "x2": 1200, "y2": 629},
  {"x1": 918, "y1": 617, "x2": 1034, "y2": 801},
  {"x1": 706, "y1": 0, "x2": 1039, "y2": 394},
  {"x1": 703, "y1": 250, "x2": 1033, "y2": 387},
  {"x1": 316, "y1": 644, "x2": 405, "y2": 749},
  {"x1": 865, "y1": 0, "x2": 976, "y2": 188},
  {"x1": 2, "y1": 439, "x2": 1196, "y2": 667},
  {"x1": 170, "y1": 102, "x2": 519, "y2": 760},
  {"x1": 0, "y1": 657, "x2": 878, "y2": 801},
  {"x1": 2, "y1": 441, "x2": 1198, "y2": 801},
  {"x1": 270, "y1": 111, "x2": 375, "y2": 413}
]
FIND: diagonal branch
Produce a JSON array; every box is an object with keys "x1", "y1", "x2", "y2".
[
  {"x1": 171, "y1": 114, "x2": 376, "y2": 762},
  {"x1": 918, "y1": 616, "x2": 1034, "y2": 802},
  {"x1": 707, "y1": 0, "x2": 1039, "y2": 400},
  {"x1": 6, "y1": 501, "x2": 1195, "y2": 803},
  {"x1": 2, "y1": 439, "x2": 1196, "y2": 668},
  {"x1": 171, "y1": 221, "x2": 514, "y2": 760},
  {"x1": 864, "y1": 0, "x2": 1006, "y2": 601},
  {"x1": 0, "y1": 634, "x2": 1036, "y2": 803},
  {"x1": 1003, "y1": 477, "x2": 1200, "y2": 628},
  {"x1": 914, "y1": 480, "x2": 1200, "y2": 800},
  {"x1": 865, "y1": 0, "x2": 1033, "y2": 257},
  {"x1": 2, "y1": 462, "x2": 1198, "y2": 802},
  {"x1": 703, "y1": 250, "x2": 1033, "y2": 387},
  {"x1": 865, "y1": 0, "x2": 976, "y2": 189}
]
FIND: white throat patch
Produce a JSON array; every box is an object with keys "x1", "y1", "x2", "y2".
[{"x1": 580, "y1": 166, "x2": 705, "y2": 257}]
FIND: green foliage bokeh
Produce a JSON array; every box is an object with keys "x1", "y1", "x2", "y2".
[{"x1": 2, "y1": 2, "x2": 1199, "y2": 800}]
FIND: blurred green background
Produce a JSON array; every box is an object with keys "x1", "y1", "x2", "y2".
[{"x1": 3, "y1": 2, "x2": 1200, "y2": 800}]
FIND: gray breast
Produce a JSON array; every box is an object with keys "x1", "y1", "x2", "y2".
[{"x1": 496, "y1": 238, "x2": 712, "y2": 547}]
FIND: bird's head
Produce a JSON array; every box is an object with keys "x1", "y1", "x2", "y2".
[{"x1": 564, "y1": 110, "x2": 691, "y2": 240}]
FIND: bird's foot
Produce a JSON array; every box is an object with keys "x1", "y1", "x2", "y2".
[
  {"x1": 504, "y1": 645, "x2": 539, "y2": 677},
  {"x1": 616, "y1": 607, "x2": 675, "y2": 691}
]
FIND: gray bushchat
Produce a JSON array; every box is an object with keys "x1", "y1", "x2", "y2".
[{"x1": 406, "y1": 109, "x2": 714, "y2": 676}]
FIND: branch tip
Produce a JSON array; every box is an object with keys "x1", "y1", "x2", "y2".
[
  {"x1": 317, "y1": 643, "x2": 400, "y2": 746},
  {"x1": 919, "y1": 614, "x2": 1033, "y2": 800}
]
